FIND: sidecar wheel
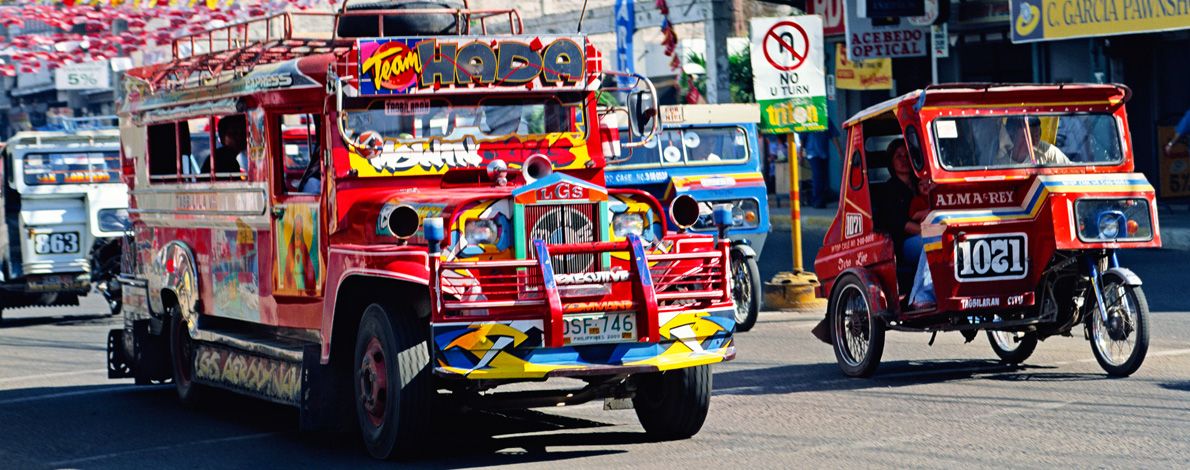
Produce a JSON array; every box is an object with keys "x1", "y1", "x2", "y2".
[
  {"x1": 1089, "y1": 275, "x2": 1149, "y2": 377},
  {"x1": 987, "y1": 330, "x2": 1038, "y2": 364},
  {"x1": 830, "y1": 275, "x2": 885, "y2": 377}
]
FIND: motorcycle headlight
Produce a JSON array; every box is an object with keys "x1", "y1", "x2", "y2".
[
  {"x1": 1075, "y1": 198, "x2": 1152, "y2": 242},
  {"x1": 464, "y1": 218, "x2": 498, "y2": 245},
  {"x1": 693, "y1": 199, "x2": 761, "y2": 230},
  {"x1": 612, "y1": 212, "x2": 645, "y2": 237},
  {"x1": 1097, "y1": 213, "x2": 1121, "y2": 239},
  {"x1": 98, "y1": 208, "x2": 130, "y2": 232}
]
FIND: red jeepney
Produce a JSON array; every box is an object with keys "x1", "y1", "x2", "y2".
[
  {"x1": 106, "y1": 7, "x2": 735, "y2": 458},
  {"x1": 813, "y1": 84, "x2": 1159, "y2": 378}
]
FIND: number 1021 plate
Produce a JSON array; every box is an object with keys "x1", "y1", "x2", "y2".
[{"x1": 562, "y1": 312, "x2": 636, "y2": 345}]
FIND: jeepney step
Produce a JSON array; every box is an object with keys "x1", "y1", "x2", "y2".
[{"x1": 194, "y1": 327, "x2": 311, "y2": 363}]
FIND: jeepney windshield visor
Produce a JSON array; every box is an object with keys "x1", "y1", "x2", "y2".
[
  {"x1": 341, "y1": 95, "x2": 586, "y2": 147},
  {"x1": 932, "y1": 113, "x2": 1123, "y2": 170}
]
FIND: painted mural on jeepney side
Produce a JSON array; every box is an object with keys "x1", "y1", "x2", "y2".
[
  {"x1": 274, "y1": 203, "x2": 323, "y2": 296},
  {"x1": 211, "y1": 223, "x2": 260, "y2": 321},
  {"x1": 347, "y1": 133, "x2": 591, "y2": 177},
  {"x1": 432, "y1": 308, "x2": 735, "y2": 379}
]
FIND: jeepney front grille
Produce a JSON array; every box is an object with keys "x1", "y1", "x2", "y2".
[{"x1": 526, "y1": 203, "x2": 598, "y2": 275}]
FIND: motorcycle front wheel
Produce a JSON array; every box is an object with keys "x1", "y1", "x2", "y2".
[{"x1": 1088, "y1": 273, "x2": 1150, "y2": 377}]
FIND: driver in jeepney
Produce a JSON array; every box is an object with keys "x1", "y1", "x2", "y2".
[{"x1": 995, "y1": 116, "x2": 1071, "y2": 166}]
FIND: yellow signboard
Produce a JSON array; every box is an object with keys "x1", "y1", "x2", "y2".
[
  {"x1": 1011, "y1": 0, "x2": 1190, "y2": 43},
  {"x1": 834, "y1": 43, "x2": 892, "y2": 90}
]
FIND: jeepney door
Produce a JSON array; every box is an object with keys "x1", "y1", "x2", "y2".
[{"x1": 269, "y1": 113, "x2": 325, "y2": 298}]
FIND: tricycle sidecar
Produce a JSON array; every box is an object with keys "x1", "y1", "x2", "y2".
[{"x1": 813, "y1": 84, "x2": 1159, "y2": 378}]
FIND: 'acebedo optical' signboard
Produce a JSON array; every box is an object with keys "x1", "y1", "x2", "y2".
[{"x1": 1010, "y1": 0, "x2": 1190, "y2": 43}]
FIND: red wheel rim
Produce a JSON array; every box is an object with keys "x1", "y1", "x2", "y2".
[{"x1": 359, "y1": 337, "x2": 388, "y2": 427}]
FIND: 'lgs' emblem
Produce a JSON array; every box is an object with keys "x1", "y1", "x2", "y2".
[{"x1": 954, "y1": 233, "x2": 1028, "y2": 282}]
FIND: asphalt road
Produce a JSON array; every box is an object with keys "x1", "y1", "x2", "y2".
[{"x1": 0, "y1": 236, "x2": 1188, "y2": 469}]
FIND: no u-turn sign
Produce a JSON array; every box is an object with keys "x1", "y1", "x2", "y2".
[{"x1": 751, "y1": 16, "x2": 826, "y2": 134}]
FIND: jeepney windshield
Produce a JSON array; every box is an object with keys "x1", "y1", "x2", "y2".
[
  {"x1": 342, "y1": 95, "x2": 586, "y2": 145},
  {"x1": 610, "y1": 126, "x2": 750, "y2": 167},
  {"x1": 932, "y1": 113, "x2": 1123, "y2": 170},
  {"x1": 22, "y1": 151, "x2": 120, "y2": 185}
]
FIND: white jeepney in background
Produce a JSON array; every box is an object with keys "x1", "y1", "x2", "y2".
[{"x1": 0, "y1": 117, "x2": 128, "y2": 322}]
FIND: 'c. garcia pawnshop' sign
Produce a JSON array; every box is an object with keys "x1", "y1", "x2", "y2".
[
  {"x1": 357, "y1": 36, "x2": 588, "y2": 95},
  {"x1": 1010, "y1": 0, "x2": 1190, "y2": 43}
]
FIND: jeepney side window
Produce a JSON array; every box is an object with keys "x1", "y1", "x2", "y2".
[
  {"x1": 278, "y1": 113, "x2": 322, "y2": 194},
  {"x1": 180, "y1": 117, "x2": 212, "y2": 182},
  {"x1": 148, "y1": 122, "x2": 179, "y2": 183},
  {"x1": 210, "y1": 114, "x2": 247, "y2": 180},
  {"x1": 683, "y1": 127, "x2": 748, "y2": 164}
]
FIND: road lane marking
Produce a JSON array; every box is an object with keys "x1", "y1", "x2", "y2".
[
  {"x1": 48, "y1": 432, "x2": 281, "y2": 467},
  {"x1": 0, "y1": 369, "x2": 105, "y2": 385},
  {"x1": 0, "y1": 384, "x2": 156, "y2": 406}
]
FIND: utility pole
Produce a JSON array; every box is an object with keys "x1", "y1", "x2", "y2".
[{"x1": 703, "y1": 0, "x2": 735, "y2": 103}]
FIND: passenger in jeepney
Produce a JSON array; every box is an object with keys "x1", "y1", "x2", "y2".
[
  {"x1": 875, "y1": 139, "x2": 934, "y2": 309},
  {"x1": 995, "y1": 116, "x2": 1071, "y2": 166},
  {"x1": 203, "y1": 115, "x2": 247, "y2": 174}
]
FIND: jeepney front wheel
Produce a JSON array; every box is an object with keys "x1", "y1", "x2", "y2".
[
  {"x1": 632, "y1": 365, "x2": 712, "y2": 440},
  {"x1": 353, "y1": 303, "x2": 432, "y2": 460},
  {"x1": 168, "y1": 305, "x2": 206, "y2": 405},
  {"x1": 830, "y1": 275, "x2": 885, "y2": 378},
  {"x1": 730, "y1": 249, "x2": 761, "y2": 332}
]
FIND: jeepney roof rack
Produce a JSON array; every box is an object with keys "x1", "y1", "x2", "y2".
[
  {"x1": 137, "y1": 3, "x2": 523, "y2": 92},
  {"x1": 913, "y1": 82, "x2": 1132, "y2": 112}
]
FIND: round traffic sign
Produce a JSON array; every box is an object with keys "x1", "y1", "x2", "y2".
[{"x1": 761, "y1": 21, "x2": 810, "y2": 72}]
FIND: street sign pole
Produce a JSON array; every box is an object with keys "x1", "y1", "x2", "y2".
[{"x1": 788, "y1": 133, "x2": 803, "y2": 271}]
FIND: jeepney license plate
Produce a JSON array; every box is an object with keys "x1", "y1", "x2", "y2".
[
  {"x1": 563, "y1": 313, "x2": 636, "y2": 345},
  {"x1": 28, "y1": 274, "x2": 84, "y2": 292}
]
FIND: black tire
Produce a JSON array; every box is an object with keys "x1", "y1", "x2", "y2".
[
  {"x1": 830, "y1": 275, "x2": 885, "y2": 377},
  {"x1": 353, "y1": 303, "x2": 433, "y2": 460},
  {"x1": 1088, "y1": 275, "x2": 1150, "y2": 377},
  {"x1": 987, "y1": 330, "x2": 1039, "y2": 364},
  {"x1": 337, "y1": 1, "x2": 464, "y2": 38},
  {"x1": 632, "y1": 365, "x2": 712, "y2": 440},
  {"x1": 168, "y1": 305, "x2": 206, "y2": 405},
  {"x1": 730, "y1": 249, "x2": 761, "y2": 332}
]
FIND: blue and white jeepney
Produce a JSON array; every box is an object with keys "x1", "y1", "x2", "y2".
[
  {"x1": 608, "y1": 104, "x2": 769, "y2": 330},
  {"x1": 0, "y1": 117, "x2": 128, "y2": 322}
]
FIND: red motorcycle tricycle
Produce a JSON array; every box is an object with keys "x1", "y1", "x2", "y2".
[{"x1": 813, "y1": 83, "x2": 1160, "y2": 377}]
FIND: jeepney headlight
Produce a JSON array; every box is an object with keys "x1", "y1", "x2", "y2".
[
  {"x1": 464, "y1": 218, "x2": 498, "y2": 245},
  {"x1": 1075, "y1": 198, "x2": 1152, "y2": 242},
  {"x1": 612, "y1": 212, "x2": 645, "y2": 237},
  {"x1": 98, "y1": 208, "x2": 130, "y2": 232}
]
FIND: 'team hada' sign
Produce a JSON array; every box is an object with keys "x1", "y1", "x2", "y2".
[{"x1": 358, "y1": 37, "x2": 587, "y2": 95}]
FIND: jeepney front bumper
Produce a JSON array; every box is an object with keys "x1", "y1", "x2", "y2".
[{"x1": 429, "y1": 235, "x2": 736, "y2": 379}]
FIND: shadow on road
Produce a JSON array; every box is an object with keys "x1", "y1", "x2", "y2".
[
  {"x1": 0, "y1": 383, "x2": 642, "y2": 468},
  {"x1": 1158, "y1": 381, "x2": 1190, "y2": 393},
  {"x1": 0, "y1": 312, "x2": 114, "y2": 329},
  {"x1": 711, "y1": 359, "x2": 1113, "y2": 396}
]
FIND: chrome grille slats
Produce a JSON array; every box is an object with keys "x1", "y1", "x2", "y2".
[{"x1": 525, "y1": 203, "x2": 598, "y2": 274}]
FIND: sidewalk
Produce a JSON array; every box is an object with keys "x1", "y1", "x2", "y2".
[{"x1": 767, "y1": 196, "x2": 1190, "y2": 251}]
